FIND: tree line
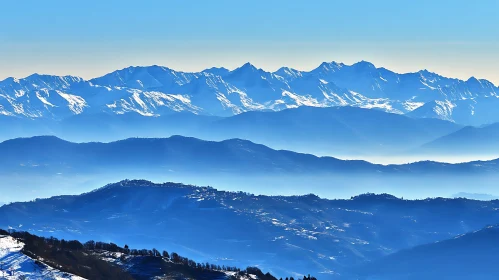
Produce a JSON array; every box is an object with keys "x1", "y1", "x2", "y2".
[{"x1": 1, "y1": 229, "x2": 316, "y2": 280}]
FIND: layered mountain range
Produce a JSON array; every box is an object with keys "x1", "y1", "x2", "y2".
[
  {"x1": 3, "y1": 134, "x2": 499, "y2": 204},
  {"x1": 3, "y1": 135, "x2": 499, "y2": 176},
  {"x1": 0, "y1": 106, "x2": 463, "y2": 157},
  {"x1": 1, "y1": 61, "x2": 498, "y2": 126},
  {"x1": 2, "y1": 60, "x2": 499, "y2": 279},
  {"x1": 419, "y1": 122, "x2": 499, "y2": 156},
  {"x1": 356, "y1": 225, "x2": 499, "y2": 279},
  {"x1": 2, "y1": 180, "x2": 499, "y2": 279}
]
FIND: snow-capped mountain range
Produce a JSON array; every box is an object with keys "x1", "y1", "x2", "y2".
[{"x1": 1, "y1": 61, "x2": 498, "y2": 125}]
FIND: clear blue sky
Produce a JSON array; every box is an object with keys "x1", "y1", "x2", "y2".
[{"x1": 1, "y1": 0, "x2": 498, "y2": 83}]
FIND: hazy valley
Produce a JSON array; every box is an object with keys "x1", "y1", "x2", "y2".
[{"x1": 2, "y1": 61, "x2": 499, "y2": 280}]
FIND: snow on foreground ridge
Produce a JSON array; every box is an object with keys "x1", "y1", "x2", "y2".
[{"x1": 0, "y1": 235, "x2": 84, "y2": 280}]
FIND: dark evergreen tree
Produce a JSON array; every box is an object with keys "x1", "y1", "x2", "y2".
[{"x1": 162, "y1": 250, "x2": 170, "y2": 259}]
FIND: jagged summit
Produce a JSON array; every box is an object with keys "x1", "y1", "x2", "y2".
[
  {"x1": 274, "y1": 66, "x2": 302, "y2": 78},
  {"x1": 466, "y1": 76, "x2": 480, "y2": 83},
  {"x1": 229, "y1": 62, "x2": 260, "y2": 76},
  {"x1": 313, "y1": 61, "x2": 344, "y2": 72},
  {"x1": 201, "y1": 66, "x2": 230, "y2": 76},
  {"x1": 239, "y1": 62, "x2": 258, "y2": 69},
  {"x1": 1, "y1": 61, "x2": 498, "y2": 125}
]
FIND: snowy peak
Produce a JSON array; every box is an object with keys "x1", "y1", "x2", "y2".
[
  {"x1": 202, "y1": 66, "x2": 230, "y2": 77},
  {"x1": 274, "y1": 66, "x2": 303, "y2": 80},
  {"x1": 0, "y1": 74, "x2": 86, "y2": 92},
  {"x1": 417, "y1": 69, "x2": 437, "y2": 77},
  {"x1": 465, "y1": 76, "x2": 497, "y2": 92},
  {"x1": 351, "y1": 60, "x2": 376, "y2": 70},
  {"x1": 313, "y1": 61, "x2": 375, "y2": 74},
  {"x1": 237, "y1": 62, "x2": 259, "y2": 71},
  {"x1": 466, "y1": 76, "x2": 479, "y2": 83},
  {"x1": 228, "y1": 62, "x2": 261, "y2": 79},
  {"x1": 1, "y1": 61, "x2": 499, "y2": 125},
  {"x1": 90, "y1": 65, "x2": 196, "y2": 90},
  {"x1": 25, "y1": 73, "x2": 85, "y2": 83},
  {"x1": 314, "y1": 61, "x2": 345, "y2": 72}
]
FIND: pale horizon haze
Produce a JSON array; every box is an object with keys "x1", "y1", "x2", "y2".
[{"x1": 1, "y1": 0, "x2": 498, "y2": 84}]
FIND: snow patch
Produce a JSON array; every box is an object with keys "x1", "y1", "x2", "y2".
[{"x1": 0, "y1": 235, "x2": 84, "y2": 279}]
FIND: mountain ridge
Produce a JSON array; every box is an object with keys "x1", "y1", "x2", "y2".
[
  {"x1": 3, "y1": 179, "x2": 499, "y2": 279},
  {"x1": 0, "y1": 105, "x2": 463, "y2": 157},
  {"x1": 355, "y1": 224, "x2": 499, "y2": 279},
  {"x1": 3, "y1": 134, "x2": 499, "y2": 175},
  {"x1": 417, "y1": 122, "x2": 499, "y2": 155},
  {"x1": 2, "y1": 61, "x2": 498, "y2": 125}
]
